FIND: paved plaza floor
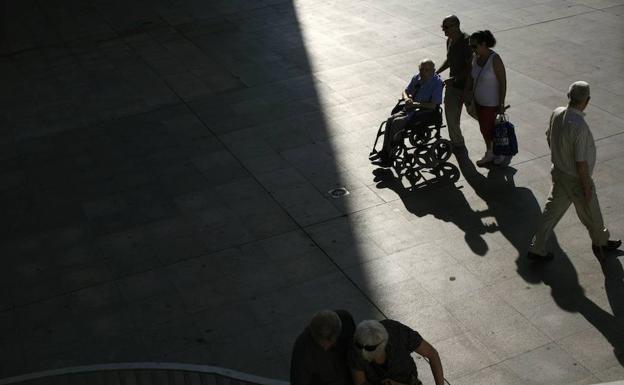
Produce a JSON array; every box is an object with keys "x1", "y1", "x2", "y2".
[{"x1": 1, "y1": 0, "x2": 624, "y2": 384}]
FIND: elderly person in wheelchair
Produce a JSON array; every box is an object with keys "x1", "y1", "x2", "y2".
[{"x1": 370, "y1": 59, "x2": 444, "y2": 167}]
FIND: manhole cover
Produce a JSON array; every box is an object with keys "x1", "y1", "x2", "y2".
[{"x1": 328, "y1": 187, "x2": 349, "y2": 198}]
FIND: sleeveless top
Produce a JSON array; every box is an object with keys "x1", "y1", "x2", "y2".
[{"x1": 471, "y1": 51, "x2": 499, "y2": 107}]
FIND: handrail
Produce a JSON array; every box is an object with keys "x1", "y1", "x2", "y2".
[{"x1": 0, "y1": 362, "x2": 290, "y2": 385}]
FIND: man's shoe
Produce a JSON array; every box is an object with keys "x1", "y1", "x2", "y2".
[
  {"x1": 606, "y1": 239, "x2": 622, "y2": 250},
  {"x1": 527, "y1": 251, "x2": 554, "y2": 261},
  {"x1": 592, "y1": 239, "x2": 622, "y2": 262}
]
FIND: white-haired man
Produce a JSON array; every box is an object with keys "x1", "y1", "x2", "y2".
[
  {"x1": 349, "y1": 319, "x2": 444, "y2": 385},
  {"x1": 291, "y1": 310, "x2": 356, "y2": 385},
  {"x1": 370, "y1": 59, "x2": 444, "y2": 167},
  {"x1": 528, "y1": 81, "x2": 621, "y2": 261}
]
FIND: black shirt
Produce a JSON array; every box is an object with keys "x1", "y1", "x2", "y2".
[
  {"x1": 446, "y1": 32, "x2": 472, "y2": 90},
  {"x1": 348, "y1": 320, "x2": 423, "y2": 385},
  {"x1": 291, "y1": 310, "x2": 356, "y2": 385}
]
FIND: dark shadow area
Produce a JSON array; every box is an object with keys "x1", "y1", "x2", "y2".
[
  {"x1": 0, "y1": 0, "x2": 379, "y2": 379},
  {"x1": 454, "y1": 149, "x2": 624, "y2": 367},
  {"x1": 373, "y1": 162, "x2": 494, "y2": 256}
]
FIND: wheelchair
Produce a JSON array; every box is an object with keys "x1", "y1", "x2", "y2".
[{"x1": 369, "y1": 99, "x2": 455, "y2": 187}]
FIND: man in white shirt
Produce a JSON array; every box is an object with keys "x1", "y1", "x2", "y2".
[{"x1": 528, "y1": 81, "x2": 620, "y2": 262}]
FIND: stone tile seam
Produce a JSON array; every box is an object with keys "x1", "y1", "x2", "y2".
[
  {"x1": 494, "y1": 8, "x2": 601, "y2": 34},
  {"x1": 500, "y1": 340, "x2": 596, "y2": 379}
]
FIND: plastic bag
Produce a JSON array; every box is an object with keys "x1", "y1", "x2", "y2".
[{"x1": 493, "y1": 114, "x2": 518, "y2": 156}]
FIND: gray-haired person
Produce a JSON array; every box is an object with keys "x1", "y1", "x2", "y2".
[
  {"x1": 291, "y1": 310, "x2": 356, "y2": 385},
  {"x1": 528, "y1": 81, "x2": 621, "y2": 261},
  {"x1": 349, "y1": 320, "x2": 444, "y2": 385}
]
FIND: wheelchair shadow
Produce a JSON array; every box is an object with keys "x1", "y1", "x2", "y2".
[
  {"x1": 455, "y1": 149, "x2": 624, "y2": 367},
  {"x1": 373, "y1": 162, "x2": 495, "y2": 257}
]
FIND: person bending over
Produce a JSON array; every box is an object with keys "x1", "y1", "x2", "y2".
[
  {"x1": 349, "y1": 319, "x2": 444, "y2": 385},
  {"x1": 291, "y1": 310, "x2": 356, "y2": 385}
]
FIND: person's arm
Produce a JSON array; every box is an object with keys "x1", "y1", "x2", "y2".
[
  {"x1": 414, "y1": 339, "x2": 444, "y2": 385},
  {"x1": 576, "y1": 161, "x2": 593, "y2": 203},
  {"x1": 412, "y1": 100, "x2": 437, "y2": 109},
  {"x1": 438, "y1": 60, "x2": 452, "y2": 86},
  {"x1": 437, "y1": 59, "x2": 449, "y2": 75},
  {"x1": 546, "y1": 112, "x2": 554, "y2": 148},
  {"x1": 402, "y1": 89, "x2": 412, "y2": 102},
  {"x1": 493, "y1": 55, "x2": 507, "y2": 114},
  {"x1": 463, "y1": 63, "x2": 473, "y2": 101},
  {"x1": 352, "y1": 369, "x2": 373, "y2": 385}
]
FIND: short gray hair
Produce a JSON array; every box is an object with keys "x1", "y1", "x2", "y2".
[
  {"x1": 419, "y1": 58, "x2": 435, "y2": 70},
  {"x1": 354, "y1": 320, "x2": 388, "y2": 346},
  {"x1": 568, "y1": 81, "x2": 590, "y2": 105},
  {"x1": 310, "y1": 310, "x2": 342, "y2": 343}
]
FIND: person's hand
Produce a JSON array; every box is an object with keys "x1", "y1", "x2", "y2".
[
  {"x1": 498, "y1": 104, "x2": 509, "y2": 114},
  {"x1": 405, "y1": 98, "x2": 413, "y2": 106},
  {"x1": 583, "y1": 183, "x2": 593, "y2": 203}
]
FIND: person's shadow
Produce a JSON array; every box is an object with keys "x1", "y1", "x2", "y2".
[
  {"x1": 455, "y1": 149, "x2": 624, "y2": 366},
  {"x1": 373, "y1": 162, "x2": 496, "y2": 256}
]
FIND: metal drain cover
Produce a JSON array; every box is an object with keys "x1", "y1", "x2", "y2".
[{"x1": 328, "y1": 187, "x2": 349, "y2": 198}]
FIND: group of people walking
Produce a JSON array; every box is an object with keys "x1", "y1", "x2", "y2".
[
  {"x1": 375, "y1": 14, "x2": 620, "y2": 263},
  {"x1": 437, "y1": 16, "x2": 509, "y2": 166},
  {"x1": 372, "y1": 16, "x2": 510, "y2": 168}
]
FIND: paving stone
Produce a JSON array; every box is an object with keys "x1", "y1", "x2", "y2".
[
  {"x1": 305, "y1": 216, "x2": 387, "y2": 269},
  {"x1": 434, "y1": 331, "x2": 499, "y2": 381},
  {"x1": 503, "y1": 343, "x2": 593, "y2": 385},
  {"x1": 451, "y1": 363, "x2": 526, "y2": 385},
  {"x1": 445, "y1": 288, "x2": 524, "y2": 332},
  {"x1": 389, "y1": 302, "x2": 466, "y2": 345},
  {"x1": 558, "y1": 327, "x2": 624, "y2": 373},
  {"x1": 412, "y1": 263, "x2": 485, "y2": 305}
]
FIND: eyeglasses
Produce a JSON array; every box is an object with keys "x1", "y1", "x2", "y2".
[{"x1": 354, "y1": 342, "x2": 380, "y2": 352}]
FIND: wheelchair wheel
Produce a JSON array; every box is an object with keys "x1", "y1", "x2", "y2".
[
  {"x1": 428, "y1": 139, "x2": 453, "y2": 163},
  {"x1": 407, "y1": 125, "x2": 432, "y2": 147},
  {"x1": 432, "y1": 162, "x2": 460, "y2": 183},
  {"x1": 404, "y1": 167, "x2": 424, "y2": 187},
  {"x1": 412, "y1": 147, "x2": 432, "y2": 168}
]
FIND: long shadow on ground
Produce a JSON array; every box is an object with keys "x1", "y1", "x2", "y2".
[
  {"x1": 455, "y1": 149, "x2": 624, "y2": 367},
  {"x1": 372, "y1": 163, "x2": 493, "y2": 257}
]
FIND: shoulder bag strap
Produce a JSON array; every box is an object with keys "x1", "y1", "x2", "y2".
[{"x1": 471, "y1": 52, "x2": 492, "y2": 100}]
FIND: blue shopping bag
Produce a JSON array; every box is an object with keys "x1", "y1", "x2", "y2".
[{"x1": 493, "y1": 114, "x2": 518, "y2": 156}]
